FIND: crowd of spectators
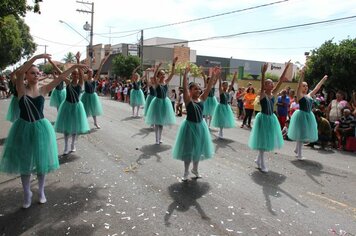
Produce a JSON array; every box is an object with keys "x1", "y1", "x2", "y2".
[{"x1": 234, "y1": 84, "x2": 356, "y2": 151}]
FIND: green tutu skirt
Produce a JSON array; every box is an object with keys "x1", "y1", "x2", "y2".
[
  {"x1": 5, "y1": 96, "x2": 20, "y2": 122},
  {"x1": 145, "y1": 97, "x2": 176, "y2": 125},
  {"x1": 0, "y1": 118, "x2": 59, "y2": 175},
  {"x1": 55, "y1": 101, "x2": 90, "y2": 134},
  {"x1": 248, "y1": 113, "x2": 284, "y2": 151},
  {"x1": 50, "y1": 89, "x2": 66, "y2": 109},
  {"x1": 288, "y1": 110, "x2": 318, "y2": 142},
  {"x1": 130, "y1": 89, "x2": 145, "y2": 107},
  {"x1": 173, "y1": 120, "x2": 214, "y2": 161},
  {"x1": 144, "y1": 95, "x2": 155, "y2": 116},
  {"x1": 211, "y1": 104, "x2": 235, "y2": 128},
  {"x1": 81, "y1": 92, "x2": 103, "y2": 117},
  {"x1": 203, "y1": 96, "x2": 218, "y2": 116}
]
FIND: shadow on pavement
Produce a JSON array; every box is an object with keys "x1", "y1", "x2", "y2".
[
  {"x1": 88, "y1": 128, "x2": 99, "y2": 134},
  {"x1": 0, "y1": 137, "x2": 6, "y2": 146},
  {"x1": 291, "y1": 159, "x2": 347, "y2": 186},
  {"x1": 136, "y1": 144, "x2": 171, "y2": 164},
  {"x1": 316, "y1": 148, "x2": 335, "y2": 154},
  {"x1": 0, "y1": 183, "x2": 102, "y2": 235},
  {"x1": 213, "y1": 138, "x2": 236, "y2": 154},
  {"x1": 251, "y1": 170, "x2": 308, "y2": 216},
  {"x1": 120, "y1": 116, "x2": 142, "y2": 122},
  {"x1": 164, "y1": 180, "x2": 210, "y2": 226},
  {"x1": 59, "y1": 153, "x2": 81, "y2": 165},
  {"x1": 131, "y1": 127, "x2": 153, "y2": 139}
]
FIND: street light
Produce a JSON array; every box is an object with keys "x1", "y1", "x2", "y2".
[
  {"x1": 83, "y1": 21, "x2": 93, "y2": 69},
  {"x1": 59, "y1": 20, "x2": 89, "y2": 43}
]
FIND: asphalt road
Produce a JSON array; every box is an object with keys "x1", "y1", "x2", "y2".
[{"x1": 0, "y1": 96, "x2": 355, "y2": 236}]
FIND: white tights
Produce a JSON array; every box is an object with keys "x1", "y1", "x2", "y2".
[
  {"x1": 294, "y1": 141, "x2": 303, "y2": 158},
  {"x1": 64, "y1": 133, "x2": 77, "y2": 152},
  {"x1": 21, "y1": 174, "x2": 47, "y2": 208},
  {"x1": 154, "y1": 125, "x2": 163, "y2": 144},
  {"x1": 132, "y1": 106, "x2": 140, "y2": 117}
]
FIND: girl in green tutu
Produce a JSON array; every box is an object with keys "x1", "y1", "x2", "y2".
[
  {"x1": 211, "y1": 71, "x2": 237, "y2": 138},
  {"x1": 81, "y1": 55, "x2": 108, "y2": 128},
  {"x1": 248, "y1": 62, "x2": 290, "y2": 172},
  {"x1": 201, "y1": 69, "x2": 218, "y2": 127},
  {"x1": 49, "y1": 79, "x2": 66, "y2": 111},
  {"x1": 5, "y1": 70, "x2": 20, "y2": 122},
  {"x1": 145, "y1": 57, "x2": 178, "y2": 144},
  {"x1": 0, "y1": 54, "x2": 86, "y2": 208},
  {"x1": 130, "y1": 65, "x2": 146, "y2": 117},
  {"x1": 55, "y1": 53, "x2": 90, "y2": 155},
  {"x1": 288, "y1": 69, "x2": 328, "y2": 160},
  {"x1": 49, "y1": 59, "x2": 67, "y2": 112},
  {"x1": 172, "y1": 65, "x2": 218, "y2": 181},
  {"x1": 144, "y1": 73, "x2": 156, "y2": 117}
]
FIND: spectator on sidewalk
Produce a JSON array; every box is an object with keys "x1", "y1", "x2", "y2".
[
  {"x1": 170, "y1": 89, "x2": 177, "y2": 112},
  {"x1": 306, "y1": 109, "x2": 332, "y2": 149},
  {"x1": 335, "y1": 108, "x2": 355, "y2": 150},
  {"x1": 176, "y1": 89, "x2": 183, "y2": 116},
  {"x1": 241, "y1": 86, "x2": 256, "y2": 129},
  {"x1": 277, "y1": 89, "x2": 290, "y2": 129},
  {"x1": 236, "y1": 87, "x2": 245, "y2": 120},
  {"x1": 282, "y1": 119, "x2": 290, "y2": 140}
]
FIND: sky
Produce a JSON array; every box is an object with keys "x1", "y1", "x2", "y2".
[{"x1": 20, "y1": 0, "x2": 356, "y2": 68}]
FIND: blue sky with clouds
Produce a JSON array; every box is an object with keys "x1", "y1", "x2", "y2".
[{"x1": 24, "y1": 0, "x2": 356, "y2": 66}]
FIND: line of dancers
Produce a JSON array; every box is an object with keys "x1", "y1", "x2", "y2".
[
  {"x1": 0, "y1": 53, "x2": 107, "y2": 208},
  {"x1": 0, "y1": 54, "x2": 327, "y2": 208}
]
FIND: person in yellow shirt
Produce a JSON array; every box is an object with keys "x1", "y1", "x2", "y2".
[{"x1": 253, "y1": 90, "x2": 261, "y2": 116}]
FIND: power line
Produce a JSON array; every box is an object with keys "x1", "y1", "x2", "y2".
[
  {"x1": 193, "y1": 44, "x2": 317, "y2": 50},
  {"x1": 32, "y1": 35, "x2": 87, "y2": 47},
  {"x1": 145, "y1": 15, "x2": 356, "y2": 47},
  {"x1": 42, "y1": 38, "x2": 87, "y2": 57},
  {"x1": 94, "y1": 31, "x2": 140, "y2": 39},
  {"x1": 96, "y1": 0, "x2": 289, "y2": 35}
]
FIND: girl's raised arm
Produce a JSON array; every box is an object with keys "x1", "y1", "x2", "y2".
[
  {"x1": 16, "y1": 54, "x2": 51, "y2": 98},
  {"x1": 273, "y1": 60, "x2": 291, "y2": 96},
  {"x1": 309, "y1": 75, "x2": 328, "y2": 97},
  {"x1": 200, "y1": 67, "x2": 220, "y2": 101},
  {"x1": 259, "y1": 63, "x2": 268, "y2": 100},
  {"x1": 165, "y1": 57, "x2": 178, "y2": 84},
  {"x1": 182, "y1": 64, "x2": 191, "y2": 105},
  {"x1": 41, "y1": 64, "x2": 88, "y2": 95}
]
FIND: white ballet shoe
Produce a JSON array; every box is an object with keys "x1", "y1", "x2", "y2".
[
  {"x1": 191, "y1": 169, "x2": 202, "y2": 178},
  {"x1": 255, "y1": 159, "x2": 261, "y2": 169},
  {"x1": 22, "y1": 191, "x2": 33, "y2": 209},
  {"x1": 181, "y1": 172, "x2": 189, "y2": 182},
  {"x1": 260, "y1": 166, "x2": 269, "y2": 173},
  {"x1": 63, "y1": 149, "x2": 70, "y2": 155},
  {"x1": 39, "y1": 193, "x2": 47, "y2": 204}
]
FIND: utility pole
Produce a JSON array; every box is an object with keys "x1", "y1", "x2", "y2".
[
  {"x1": 76, "y1": 1, "x2": 94, "y2": 68},
  {"x1": 37, "y1": 44, "x2": 48, "y2": 63},
  {"x1": 140, "y1": 30, "x2": 144, "y2": 72},
  {"x1": 108, "y1": 26, "x2": 113, "y2": 45}
]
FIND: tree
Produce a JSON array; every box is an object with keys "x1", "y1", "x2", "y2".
[
  {"x1": 0, "y1": 0, "x2": 42, "y2": 18},
  {"x1": 62, "y1": 52, "x2": 76, "y2": 63},
  {"x1": 111, "y1": 55, "x2": 140, "y2": 81},
  {"x1": 39, "y1": 64, "x2": 53, "y2": 74},
  {"x1": 0, "y1": 0, "x2": 41, "y2": 69},
  {"x1": 305, "y1": 38, "x2": 356, "y2": 96},
  {"x1": 0, "y1": 15, "x2": 36, "y2": 69}
]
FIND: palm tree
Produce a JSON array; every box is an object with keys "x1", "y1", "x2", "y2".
[{"x1": 62, "y1": 52, "x2": 76, "y2": 63}]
